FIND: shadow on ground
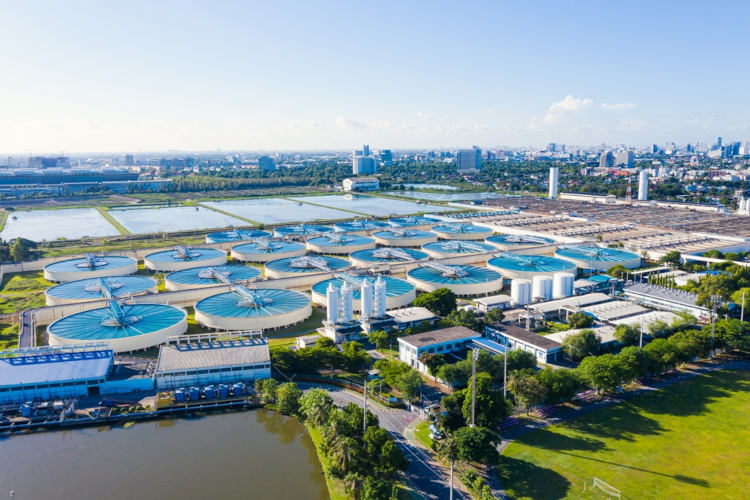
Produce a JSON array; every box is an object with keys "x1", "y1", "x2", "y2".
[
  {"x1": 498, "y1": 456, "x2": 571, "y2": 500},
  {"x1": 562, "y1": 403, "x2": 663, "y2": 442}
]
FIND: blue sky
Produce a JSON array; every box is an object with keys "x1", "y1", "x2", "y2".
[{"x1": 1, "y1": 1, "x2": 748, "y2": 153}]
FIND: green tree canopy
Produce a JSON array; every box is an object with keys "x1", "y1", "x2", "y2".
[
  {"x1": 276, "y1": 381, "x2": 303, "y2": 416},
  {"x1": 413, "y1": 287, "x2": 457, "y2": 316},
  {"x1": 562, "y1": 328, "x2": 601, "y2": 361},
  {"x1": 461, "y1": 372, "x2": 510, "y2": 427},
  {"x1": 614, "y1": 323, "x2": 640, "y2": 346},
  {"x1": 567, "y1": 311, "x2": 594, "y2": 329},
  {"x1": 452, "y1": 426, "x2": 500, "y2": 464}
]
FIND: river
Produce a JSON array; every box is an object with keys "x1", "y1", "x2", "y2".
[{"x1": 0, "y1": 409, "x2": 328, "y2": 500}]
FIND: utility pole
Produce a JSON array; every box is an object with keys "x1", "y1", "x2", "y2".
[
  {"x1": 741, "y1": 290, "x2": 745, "y2": 322},
  {"x1": 710, "y1": 296, "x2": 718, "y2": 358},
  {"x1": 470, "y1": 348, "x2": 478, "y2": 427},
  {"x1": 639, "y1": 318, "x2": 644, "y2": 348},
  {"x1": 363, "y1": 378, "x2": 367, "y2": 434},
  {"x1": 449, "y1": 458, "x2": 454, "y2": 500},
  {"x1": 503, "y1": 348, "x2": 508, "y2": 399}
]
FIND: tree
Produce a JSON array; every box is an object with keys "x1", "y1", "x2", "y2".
[
  {"x1": 536, "y1": 367, "x2": 580, "y2": 403},
  {"x1": 276, "y1": 382, "x2": 303, "y2": 415},
  {"x1": 446, "y1": 309, "x2": 482, "y2": 330},
  {"x1": 614, "y1": 323, "x2": 640, "y2": 345},
  {"x1": 617, "y1": 346, "x2": 652, "y2": 381},
  {"x1": 452, "y1": 426, "x2": 500, "y2": 464},
  {"x1": 659, "y1": 250, "x2": 682, "y2": 266},
  {"x1": 378, "y1": 439, "x2": 408, "y2": 477},
  {"x1": 420, "y1": 353, "x2": 446, "y2": 378},
  {"x1": 507, "y1": 369, "x2": 547, "y2": 413},
  {"x1": 461, "y1": 372, "x2": 509, "y2": 427},
  {"x1": 439, "y1": 390, "x2": 467, "y2": 430},
  {"x1": 505, "y1": 349, "x2": 537, "y2": 372},
  {"x1": 299, "y1": 388, "x2": 334, "y2": 426},
  {"x1": 437, "y1": 362, "x2": 471, "y2": 388},
  {"x1": 342, "y1": 341, "x2": 371, "y2": 372},
  {"x1": 643, "y1": 338, "x2": 679, "y2": 373},
  {"x1": 567, "y1": 311, "x2": 594, "y2": 329},
  {"x1": 712, "y1": 318, "x2": 750, "y2": 351},
  {"x1": 361, "y1": 477, "x2": 393, "y2": 500},
  {"x1": 413, "y1": 287, "x2": 457, "y2": 316},
  {"x1": 576, "y1": 354, "x2": 628, "y2": 393},
  {"x1": 256, "y1": 378, "x2": 278, "y2": 403},
  {"x1": 561, "y1": 329, "x2": 601, "y2": 361},
  {"x1": 397, "y1": 370, "x2": 422, "y2": 401},
  {"x1": 607, "y1": 264, "x2": 629, "y2": 279},
  {"x1": 484, "y1": 308, "x2": 505, "y2": 323},
  {"x1": 368, "y1": 330, "x2": 390, "y2": 350},
  {"x1": 9, "y1": 237, "x2": 28, "y2": 263}
]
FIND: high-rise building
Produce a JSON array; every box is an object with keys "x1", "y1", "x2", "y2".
[
  {"x1": 614, "y1": 150, "x2": 634, "y2": 168},
  {"x1": 379, "y1": 149, "x2": 393, "y2": 166},
  {"x1": 352, "y1": 154, "x2": 377, "y2": 175},
  {"x1": 362, "y1": 145, "x2": 370, "y2": 156},
  {"x1": 599, "y1": 151, "x2": 614, "y2": 168},
  {"x1": 125, "y1": 154, "x2": 134, "y2": 166},
  {"x1": 717, "y1": 137, "x2": 723, "y2": 150},
  {"x1": 638, "y1": 170, "x2": 649, "y2": 201},
  {"x1": 456, "y1": 147, "x2": 481, "y2": 171},
  {"x1": 258, "y1": 156, "x2": 276, "y2": 171},
  {"x1": 548, "y1": 167, "x2": 559, "y2": 199}
]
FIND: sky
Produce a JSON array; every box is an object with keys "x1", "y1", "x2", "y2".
[{"x1": 1, "y1": 0, "x2": 749, "y2": 154}]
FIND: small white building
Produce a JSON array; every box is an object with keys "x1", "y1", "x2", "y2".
[
  {"x1": 296, "y1": 335, "x2": 322, "y2": 349},
  {"x1": 398, "y1": 326, "x2": 482, "y2": 373},
  {"x1": 473, "y1": 294, "x2": 513, "y2": 313},
  {"x1": 386, "y1": 306, "x2": 437, "y2": 330},
  {"x1": 623, "y1": 283, "x2": 712, "y2": 321},
  {"x1": 485, "y1": 323, "x2": 562, "y2": 364},
  {"x1": 343, "y1": 177, "x2": 380, "y2": 192}
]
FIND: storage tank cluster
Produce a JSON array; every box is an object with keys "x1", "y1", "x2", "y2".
[
  {"x1": 554, "y1": 245, "x2": 641, "y2": 272},
  {"x1": 431, "y1": 223, "x2": 493, "y2": 241},
  {"x1": 407, "y1": 261, "x2": 503, "y2": 296},
  {"x1": 305, "y1": 233, "x2": 375, "y2": 255},
  {"x1": 325, "y1": 274, "x2": 389, "y2": 322},
  {"x1": 552, "y1": 272, "x2": 575, "y2": 299},
  {"x1": 312, "y1": 273, "x2": 415, "y2": 312},
  {"x1": 45, "y1": 275, "x2": 158, "y2": 305},
  {"x1": 164, "y1": 264, "x2": 261, "y2": 291},
  {"x1": 144, "y1": 246, "x2": 227, "y2": 272},
  {"x1": 174, "y1": 382, "x2": 245, "y2": 402},
  {"x1": 205, "y1": 229, "x2": 271, "y2": 243},
  {"x1": 231, "y1": 239, "x2": 306, "y2": 263},
  {"x1": 510, "y1": 279, "x2": 532, "y2": 306},
  {"x1": 486, "y1": 253, "x2": 577, "y2": 280},
  {"x1": 43, "y1": 254, "x2": 138, "y2": 282},
  {"x1": 532, "y1": 275, "x2": 553, "y2": 301}
]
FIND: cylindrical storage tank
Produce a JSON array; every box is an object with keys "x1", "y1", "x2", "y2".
[
  {"x1": 305, "y1": 234, "x2": 375, "y2": 255},
  {"x1": 174, "y1": 389, "x2": 185, "y2": 402},
  {"x1": 487, "y1": 253, "x2": 577, "y2": 280},
  {"x1": 407, "y1": 265, "x2": 503, "y2": 296},
  {"x1": 43, "y1": 255, "x2": 138, "y2": 283},
  {"x1": 510, "y1": 279, "x2": 532, "y2": 306},
  {"x1": 531, "y1": 275, "x2": 553, "y2": 301},
  {"x1": 273, "y1": 224, "x2": 333, "y2": 238},
  {"x1": 552, "y1": 272, "x2": 575, "y2": 299},
  {"x1": 194, "y1": 288, "x2": 312, "y2": 331},
  {"x1": 265, "y1": 255, "x2": 350, "y2": 279},
  {"x1": 189, "y1": 387, "x2": 200, "y2": 400},
  {"x1": 45, "y1": 276, "x2": 158, "y2": 306},
  {"x1": 372, "y1": 229, "x2": 438, "y2": 247},
  {"x1": 231, "y1": 240, "x2": 305, "y2": 263},
  {"x1": 205, "y1": 229, "x2": 271, "y2": 244},
  {"x1": 144, "y1": 247, "x2": 227, "y2": 272},
  {"x1": 485, "y1": 234, "x2": 555, "y2": 251},
  {"x1": 311, "y1": 275, "x2": 416, "y2": 311},
  {"x1": 164, "y1": 264, "x2": 261, "y2": 291},
  {"x1": 431, "y1": 223, "x2": 493, "y2": 241},
  {"x1": 333, "y1": 220, "x2": 389, "y2": 234},
  {"x1": 204, "y1": 386, "x2": 215, "y2": 399},
  {"x1": 554, "y1": 245, "x2": 641, "y2": 272},
  {"x1": 422, "y1": 241, "x2": 495, "y2": 258},
  {"x1": 47, "y1": 304, "x2": 187, "y2": 353},
  {"x1": 218, "y1": 384, "x2": 229, "y2": 398},
  {"x1": 388, "y1": 216, "x2": 441, "y2": 231},
  {"x1": 349, "y1": 247, "x2": 428, "y2": 268}
]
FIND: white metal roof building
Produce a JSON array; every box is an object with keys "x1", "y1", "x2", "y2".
[
  {"x1": 623, "y1": 283, "x2": 711, "y2": 320},
  {"x1": 545, "y1": 326, "x2": 618, "y2": 346},
  {"x1": 580, "y1": 301, "x2": 650, "y2": 322},
  {"x1": 527, "y1": 293, "x2": 612, "y2": 319},
  {"x1": 473, "y1": 294, "x2": 513, "y2": 312},
  {"x1": 610, "y1": 310, "x2": 682, "y2": 331},
  {"x1": 398, "y1": 326, "x2": 481, "y2": 373},
  {"x1": 154, "y1": 332, "x2": 271, "y2": 389},
  {"x1": 386, "y1": 306, "x2": 437, "y2": 330}
]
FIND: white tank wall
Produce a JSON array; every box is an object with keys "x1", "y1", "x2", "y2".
[
  {"x1": 145, "y1": 253, "x2": 227, "y2": 272},
  {"x1": 510, "y1": 279, "x2": 532, "y2": 306},
  {"x1": 486, "y1": 262, "x2": 575, "y2": 280},
  {"x1": 43, "y1": 261, "x2": 139, "y2": 283},
  {"x1": 45, "y1": 283, "x2": 159, "y2": 306},
  {"x1": 532, "y1": 276, "x2": 553, "y2": 301},
  {"x1": 306, "y1": 240, "x2": 376, "y2": 255},
  {"x1": 553, "y1": 272, "x2": 575, "y2": 299},
  {"x1": 373, "y1": 234, "x2": 438, "y2": 247},
  {"x1": 195, "y1": 296, "x2": 312, "y2": 331},
  {"x1": 265, "y1": 264, "x2": 349, "y2": 280},
  {"x1": 407, "y1": 275, "x2": 503, "y2": 297},
  {"x1": 432, "y1": 228, "x2": 492, "y2": 241},
  {"x1": 555, "y1": 254, "x2": 641, "y2": 272},
  {"x1": 231, "y1": 246, "x2": 306, "y2": 263}
]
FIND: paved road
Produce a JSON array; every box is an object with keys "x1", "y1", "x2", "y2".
[
  {"x1": 299, "y1": 382, "x2": 466, "y2": 500},
  {"x1": 18, "y1": 310, "x2": 33, "y2": 348}
]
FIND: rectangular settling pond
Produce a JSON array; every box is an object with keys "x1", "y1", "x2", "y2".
[
  {"x1": 0, "y1": 208, "x2": 120, "y2": 242},
  {"x1": 108, "y1": 206, "x2": 248, "y2": 234},
  {"x1": 204, "y1": 198, "x2": 353, "y2": 224},
  {"x1": 289, "y1": 194, "x2": 454, "y2": 216}
]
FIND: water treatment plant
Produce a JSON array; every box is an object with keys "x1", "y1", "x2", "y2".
[
  {"x1": 164, "y1": 265, "x2": 262, "y2": 291},
  {"x1": 204, "y1": 229, "x2": 271, "y2": 243},
  {"x1": 407, "y1": 262, "x2": 504, "y2": 296},
  {"x1": 45, "y1": 276, "x2": 158, "y2": 305},
  {"x1": 43, "y1": 254, "x2": 138, "y2": 282},
  {"x1": 230, "y1": 239, "x2": 306, "y2": 262},
  {"x1": 372, "y1": 228, "x2": 438, "y2": 247},
  {"x1": 311, "y1": 274, "x2": 416, "y2": 311},
  {"x1": 144, "y1": 246, "x2": 227, "y2": 272}
]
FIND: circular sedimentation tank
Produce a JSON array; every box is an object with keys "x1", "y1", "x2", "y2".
[
  {"x1": 349, "y1": 247, "x2": 428, "y2": 268},
  {"x1": 195, "y1": 288, "x2": 312, "y2": 331},
  {"x1": 265, "y1": 255, "x2": 350, "y2": 279},
  {"x1": 47, "y1": 303, "x2": 187, "y2": 353},
  {"x1": 372, "y1": 229, "x2": 438, "y2": 247},
  {"x1": 164, "y1": 264, "x2": 261, "y2": 291},
  {"x1": 388, "y1": 216, "x2": 441, "y2": 230},
  {"x1": 487, "y1": 253, "x2": 577, "y2": 280},
  {"x1": 407, "y1": 263, "x2": 503, "y2": 296},
  {"x1": 144, "y1": 247, "x2": 227, "y2": 272},
  {"x1": 45, "y1": 276, "x2": 158, "y2": 306},
  {"x1": 205, "y1": 229, "x2": 271, "y2": 243},
  {"x1": 43, "y1": 255, "x2": 138, "y2": 283},
  {"x1": 554, "y1": 245, "x2": 641, "y2": 271},
  {"x1": 273, "y1": 224, "x2": 333, "y2": 238},
  {"x1": 485, "y1": 234, "x2": 555, "y2": 250},
  {"x1": 305, "y1": 234, "x2": 376, "y2": 255},
  {"x1": 230, "y1": 240, "x2": 306, "y2": 263},
  {"x1": 422, "y1": 240, "x2": 495, "y2": 258},
  {"x1": 311, "y1": 275, "x2": 416, "y2": 311},
  {"x1": 333, "y1": 220, "x2": 389, "y2": 233},
  {"x1": 431, "y1": 223, "x2": 493, "y2": 240}
]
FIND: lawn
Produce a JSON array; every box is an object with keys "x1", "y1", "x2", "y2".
[
  {"x1": 0, "y1": 271, "x2": 51, "y2": 314},
  {"x1": 0, "y1": 322, "x2": 18, "y2": 349},
  {"x1": 413, "y1": 420, "x2": 433, "y2": 449},
  {"x1": 499, "y1": 369, "x2": 750, "y2": 500}
]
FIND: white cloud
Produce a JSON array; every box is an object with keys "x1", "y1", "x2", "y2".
[
  {"x1": 288, "y1": 119, "x2": 320, "y2": 129},
  {"x1": 602, "y1": 102, "x2": 636, "y2": 111},
  {"x1": 544, "y1": 95, "x2": 593, "y2": 124},
  {"x1": 335, "y1": 116, "x2": 370, "y2": 130}
]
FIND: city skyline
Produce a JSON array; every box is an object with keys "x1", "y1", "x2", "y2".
[{"x1": 1, "y1": 1, "x2": 749, "y2": 153}]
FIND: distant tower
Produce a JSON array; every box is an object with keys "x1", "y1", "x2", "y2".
[
  {"x1": 339, "y1": 283, "x2": 353, "y2": 323},
  {"x1": 638, "y1": 170, "x2": 649, "y2": 201},
  {"x1": 373, "y1": 276, "x2": 387, "y2": 318},
  {"x1": 360, "y1": 279, "x2": 373, "y2": 320},
  {"x1": 548, "y1": 167, "x2": 559, "y2": 199},
  {"x1": 626, "y1": 176, "x2": 632, "y2": 200},
  {"x1": 326, "y1": 282, "x2": 339, "y2": 323}
]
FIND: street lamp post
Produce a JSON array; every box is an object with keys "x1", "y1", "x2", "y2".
[{"x1": 470, "y1": 348, "x2": 478, "y2": 427}]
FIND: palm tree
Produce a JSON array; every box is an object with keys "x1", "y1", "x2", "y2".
[
  {"x1": 343, "y1": 472, "x2": 364, "y2": 498},
  {"x1": 330, "y1": 436, "x2": 359, "y2": 472}
]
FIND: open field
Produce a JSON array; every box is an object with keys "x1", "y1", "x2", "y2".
[
  {"x1": 0, "y1": 271, "x2": 51, "y2": 314},
  {"x1": 0, "y1": 321, "x2": 18, "y2": 349},
  {"x1": 499, "y1": 369, "x2": 750, "y2": 500}
]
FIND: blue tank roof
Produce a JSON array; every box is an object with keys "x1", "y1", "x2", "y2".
[
  {"x1": 195, "y1": 288, "x2": 310, "y2": 318},
  {"x1": 486, "y1": 234, "x2": 554, "y2": 246},
  {"x1": 349, "y1": 247, "x2": 428, "y2": 262},
  {"x1": 312, "y1": 275, "x2": 415, "y2": 299},
  {"x1": 265, "y1": 255, "x2": 350, "y2": 273},
  {"x1": 333, "y1": 220, "x2": 389, "y2": 232},
  {"x1": 205, "y1": 229, "x2": 271, "y2": 243},
  {"x1": 166, "y1": 265, "x2": 261, "y2": 286},
  {"x1": 487, "y1": 253, "x2": 577, "y2": 272},
  {"x1": 373, "y1": 229, "x2": 435, "y2": 240},
  {"x1": 46, "y1": 276, "x2": 157, "y2": 301},
  {"x1": 306, "y1": 234, "x2": 374, "y2": 247},
  {"x1": 422, "y1": 241, "x2": 495, "y2": 254},
  {"x1": 232, "y1": 240, "x2": 305, "y2": 255},
  {"x1": 407, "y1": 265, "x2": 501, "y2": 285},
  {"x1": 389, "y1": 216, "x2": 441, "y2": 227},
  {"x1": 273, "y1": 224, "x2": 333, "y2": 237},
  {"x1": 555, "y1": 245, "x2": 640, "y2": 263},
  {"x1": 145, "y1": 247, "x2": 226, "y2": 263},
  {"x1": 48, "y1": 304, "x2": 186, "y2": 342},
  {"x1": 431, "y1": 223, "x2": 492, "y2": 235},
  {"x1": 44, "y1": 255, "x2": 136, "y2": 273}
]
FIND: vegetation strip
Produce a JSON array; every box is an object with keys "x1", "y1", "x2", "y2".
[
  {"x1": 95, "y1": 206, "x2": 130, "y2": 234},
  {"x1": 195, "y1": 202, "x2": 262, "y2": 226},
  {"x1": 280, "y1": 196, "x2": 371, "y2": 217}
]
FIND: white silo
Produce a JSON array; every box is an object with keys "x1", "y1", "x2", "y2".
[
  {"x1": 548, "y1": 167, "x2": 559, "y2": 199},
  {"x1": 326, "y1": 282, "x2": 339, "y2": 323},
  {"x1": 532, "y1": 275, "x2": 553, "y2": 301},
  {"x1": 553, "y1": 272, "x2": 575, "y2": 299},
  {"x1": 373, "y1": 276, "x2": 387, "y2": 318},
  {"x1": 510, "y1": 279, "x2": 532, "y2": 306},
  {"x1": 638, "y1": 170, "x2": 649, "y2": 201},
  {"x1": 360, "y1": 279, "x2": 373, "y2": 319},
  {"x1": 339, "y1": 282, "x2": 354, "y2": 323}
]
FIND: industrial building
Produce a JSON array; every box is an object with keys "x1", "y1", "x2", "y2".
[
  {"x1": 264, "y1": 255, "x2": 350, "y2": 279},
  {"x1": 398, "y1": 326, "x2": 482, "y2": 373},
  {"x1": 372, "y1": 228, "x2": 438, "y2": 247},
  {"x1": 205, "y1": 229, "x2": 271, "y2": 243},
  {"x1": 623, "y1": 283, "x2": 711, "y2": 320},
  {"x1": 343, "y1": 177, "x2": 379, "y2": 192},
  {"x1": 385, "y1": 307, "x2": 437, "y2": 330},
  {"x1": 527, "y1": 292, "x2": 612, "y2": 319},
  {"x1": 144, "y1": 246, "x2": 227, "y2": 272},
  {"x1": 230, "y1": 239, "x2": 306, "y2": 263},
  {"x1": 311, "y1": 274, "x2": 415, "y2": 311},
  {"x1": 44, "y1": 254, "x2": 138, "y2": 282},
  {"x1": 305, "y1": 234, "x2": 375, "y2": 255},
  {"x1": 473, "y1": 294, "x2": 513, "y2": 312},
  {"x1": 45, "y1": 276, "x2": 158, "y2": 305},
  {"x1": 485, "y1": 323, "x2": 562, "y2": 364},
  {"x1": 407, "y1": 262, "x2": 503, "y2": 296},
  {"x1": 164, "y1": 265, "x2": 261, "y2": 291}
]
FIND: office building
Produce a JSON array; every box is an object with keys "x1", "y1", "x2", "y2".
[
  {"x1": 599, "y1": 151, "x2": 614, "y2": 168},
  {"x1": 456, "y1": 147, "x2": 481, "y2": 172},
  {"x1": 398, "y1": 326, "x2": 481, "y2": 373},
  {"x1": 343, "y1": 177, "x2": 379, "y2": 192},
  {"x1": 352, "y1": 154, "x2": 377, "y2": 175},
  {"x1": 379, "y1": 149, "x2": 393, "y2": 166},
  {"x1": 614, "y1": 150, "x2": 634, "y2": 168},
  {"x1": 258, "y1": 156, "x2": 276, "y2": 171}
]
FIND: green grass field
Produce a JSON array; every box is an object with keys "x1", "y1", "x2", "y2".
[
  {"x1": 0, "y1": 271, "x2": 51, "y2": 314},
  {"x1": 500, "y1": 369, "x2": 750, "y2": 500},
  {"x1": 0, "y1": 322, "x2": 19, "y2": 349},
  {"x1": 414, "y1": 420, "x2": 433, "y2": 449}
]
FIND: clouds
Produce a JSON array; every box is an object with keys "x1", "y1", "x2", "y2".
[
  {"x1": 602, "y1": 102, "x2": 636, "y2": 111},
  {"x1": 544, "y1": 94, "x2": 593, "y2": 124}
]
